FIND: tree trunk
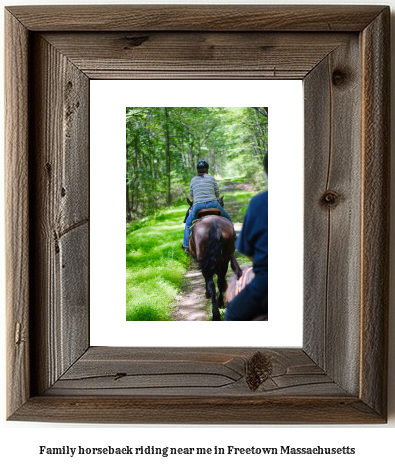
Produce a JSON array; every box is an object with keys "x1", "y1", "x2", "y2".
[
  {"x1": 126, "y1": 151, "x2": 132, "y2": 221},
  {"x1": 253, "y1": 109, "x2": 267, "y2": 161},
  {"x1": 164, "y1": 107, "x2": 171, "y2": 205},
  {"x1": 126, "y1": 183, "x2": 131, "y2": 222},
  {"x1": 252, "y1": 106, "x2": 268, "y2": 117}
]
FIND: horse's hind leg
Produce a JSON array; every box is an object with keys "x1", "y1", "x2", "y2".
[
  {"x1": 206, "y1": 277, "x2": 221, "y2": 321},
  {"x1": 205, "y1": 283, "x2": 210, "y2": 299},
  {"x1": 230, "y1": 255, "x2": 243, "y2": 278},
  {"x1": 217, "y1": 263, "x2": 228, "y2": 309}
]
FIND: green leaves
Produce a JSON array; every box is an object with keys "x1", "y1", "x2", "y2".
[{"x1": 126, "y1": 107, "x2": 268, "y2": 220}]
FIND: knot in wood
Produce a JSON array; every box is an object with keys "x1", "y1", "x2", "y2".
[
  {"x1": 321, "y1": 190, "x2": 340, "y2": 208},
  {"x1": 332, "y1": 68, "x2": 348, "y2": 87},
  {"x1": 246, "y1": 351, "x2": 273, "y2": 391},
  {"x1": 15, "y1": 322, "x2": 22, "y2": 345},
  {"x1": 123, "y1": 35, "x2": 149, "y2": 49},
  {"x1": 114, "y1": 372, "x2": 127, "y2": 381}
]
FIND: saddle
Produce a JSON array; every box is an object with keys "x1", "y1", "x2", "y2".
[{"x1": 197, "y1": 208, "x2": 221, "y2": 218}]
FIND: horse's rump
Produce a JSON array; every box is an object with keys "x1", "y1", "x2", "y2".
[
  {"x1": 189, "y1": 215, "x2": 234, "y2": 260},
  {"x1": 198, "y1": 223, "x2": 223, "y2": 278}
]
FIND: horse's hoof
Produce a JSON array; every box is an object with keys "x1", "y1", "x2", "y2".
[{"x1": 205, "y1": 291, "x2": 210, "y2": 299}]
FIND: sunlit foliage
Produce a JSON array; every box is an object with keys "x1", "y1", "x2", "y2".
[{"x1": 126, "y1": 107, "x2": 267, "y2": 221}]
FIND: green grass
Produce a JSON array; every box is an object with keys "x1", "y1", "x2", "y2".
[
  {"x1": 126, "y1": 204, "x2": 190, "y2": 321},
  {"x1": 216, "y1": 175, "x2": 248, "y2": 184},
  {"x1": 126, "y1": 174, "x2": 264, "y2": 321},
  {"x1": 222, "y1": 190, "x2": 257, "y2": 223}
]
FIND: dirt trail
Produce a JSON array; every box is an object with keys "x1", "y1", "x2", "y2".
[
  {"x1": 171, "y1": 180, "x2": 250, "y2": 321},
  {"x1": 171, "y1": 265, "x2": 210, "y2": 321}
]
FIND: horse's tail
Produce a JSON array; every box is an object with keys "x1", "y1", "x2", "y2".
[{"x1": 199, "y1": 223, "x2": 223, "y2": 279}]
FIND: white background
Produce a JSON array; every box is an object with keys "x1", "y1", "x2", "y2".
[
  {"x1": 1, "y1": 0, "x2": 394, "y2": 469},
  {"x1": 90, "y1": 80, "x2": 303, "y2": 347}
]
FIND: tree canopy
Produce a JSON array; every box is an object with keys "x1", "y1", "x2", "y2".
[{"x1": 126, "y1": 107, "x2": 268, "y2": 221}]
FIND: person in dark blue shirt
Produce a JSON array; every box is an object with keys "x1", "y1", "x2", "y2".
[{"x1": 225, "y1": 153, "x2": 268, "y2": 321}]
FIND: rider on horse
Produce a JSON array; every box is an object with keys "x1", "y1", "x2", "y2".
[{"x1": 182, "y1": 160, "x2": 234, "y2": 253}]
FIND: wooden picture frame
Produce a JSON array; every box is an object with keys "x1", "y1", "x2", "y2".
[{"x1": 5, "y1": 5, "x2": 390, "y2": 424}]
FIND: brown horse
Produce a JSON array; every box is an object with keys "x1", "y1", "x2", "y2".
[
  {"x1": 187, "y1": 198, "x2": 242, "y2": 321},
  {"x1": 224, "y1": 265, "x2": 255, "y2": 306},
  {"x1": 225, "y1": 265, "x2": 268, "y2": 321}
]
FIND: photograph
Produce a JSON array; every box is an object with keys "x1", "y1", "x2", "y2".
[{"x1": 126, "y1": 106, "x2": 268, "y2": 322}]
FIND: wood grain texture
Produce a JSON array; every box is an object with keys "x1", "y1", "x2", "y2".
[
  {"x1": 5, "y1": 5, "x2": 386, "y2": 32},
  {"x1": 9, "y1": 349, "x2": 384, "y2": 424},
  {"x1": 30, "y1": 35, "x2": 90, "y2": 395},
  {"x1": 5, "y1": 10, "x2": 30, "y2": 418},
  {"x1": 5, "y1": 5, "x2": 390, "y2": 424},
  {"x1": 46, "y1": 347, "x2": 345, "y2": 397},
  {"x1": 303, "y1": 56, "x2": 331, "y2": 372},
  {"x1": 10, "y1": 396, "x2": 383, "y2": 425},
  {"x1": 42, "y1": 32, "x2": 350, "y2": 80},
  {"x1": 360, "y1": 9, "x2": 390, "y2": 418},
  {"x1": 304, "y1": 35, "x2": 362, "y2": 395}
]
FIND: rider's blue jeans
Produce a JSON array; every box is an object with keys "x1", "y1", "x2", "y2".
[{"x1": 182, "y1": 200, "x2": 233, "y2": 248}]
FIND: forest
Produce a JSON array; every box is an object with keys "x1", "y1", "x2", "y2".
[
  {"x1": 126, "y1": 107, "x2": 268, "y2": 221},
  {"x1": 126, "y1": 107, "x2": 268, "y2": 321}
]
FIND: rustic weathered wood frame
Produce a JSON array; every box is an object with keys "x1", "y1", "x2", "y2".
[{"x1": 5, "y1": 5, "x2": 390, "y2": 424}]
